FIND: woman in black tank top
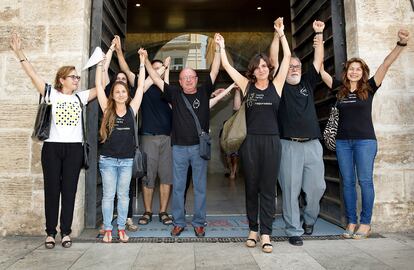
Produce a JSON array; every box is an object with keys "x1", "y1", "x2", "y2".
[
  {"x1": 215, "y1": 18, "x2": 291, "y2": 253},
  {"x1": 96, "y1": 48, "x2": 147, "y2": 243}
]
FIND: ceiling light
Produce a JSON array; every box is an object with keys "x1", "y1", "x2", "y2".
[
  {"x1": 257, "y1": 7, "x2": 262, "y2": 10},
  {"x1": 136, "y1": 3, "x2": 141, "y2": 7}
]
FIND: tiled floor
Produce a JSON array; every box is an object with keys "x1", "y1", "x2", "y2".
[{"x1": 1, "y1": 234, "x2": 414, "y2": 269}]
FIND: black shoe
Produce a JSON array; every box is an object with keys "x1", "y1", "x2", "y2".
[
  {"x1": 302, "y1": 224, "x2": 314, "y2": 235},
  {"x1": 288, "y1": 236, "x2": 303, "y2": 246}
]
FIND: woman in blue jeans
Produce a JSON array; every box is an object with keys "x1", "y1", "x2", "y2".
[
  {"x1": 320, "y1": 29, "x2": 409, "y2": 239},
  {"x1": 96, "y1": 49, "x2": 146, "y2": 243}
]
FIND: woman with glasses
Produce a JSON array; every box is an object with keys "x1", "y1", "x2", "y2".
[
  {"x1": 10, "y1": 32, "x2": 97, "y2": 249},
  {"x1": 215, "y1": 17, "x2": 291, "y2": 253},
  {"x1": 319, "y1": 29, "x2": 409, "y2": 239},
  {"x1": 96, "y1": 48, "x2": 145, "y2": 243}
]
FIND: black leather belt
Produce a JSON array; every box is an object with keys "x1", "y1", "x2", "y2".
[{"x1": 283, "y1": 137, "x2": 313, "y2": 142}]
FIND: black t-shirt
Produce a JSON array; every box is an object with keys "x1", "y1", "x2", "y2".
[
  {"x1": 162, "y1": 77, "x2": 214, "y2": 145},
  {"x1": 333, "y1": 77, "x2": 380, "y2": 140},
  {"x1": 100, "y1": 107, "x2": 136, "y2": 158},
  {"x1": 245, "y1": 82, "x2": 280, "y2": 135},
  {"x1": 140, "y1": 85, "x2": 172, "y2": 135},
  {"x1": 278, "y1": 65, "x2": 322, "y2": 139}
]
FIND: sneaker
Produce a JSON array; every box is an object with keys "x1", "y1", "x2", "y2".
[{"x1": 126, "y1": 218, "x2": 138, "y2": 232}]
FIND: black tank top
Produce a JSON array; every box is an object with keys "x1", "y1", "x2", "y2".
[
  {"x1": 245, "y1": 82, "x2": 280, "y2": 135},
  {"x1": 100, "y1": 107, "x2": 135, "y2": 158}
]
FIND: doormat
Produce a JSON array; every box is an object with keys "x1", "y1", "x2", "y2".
[{"x1": 95, "y1": 215, "x2": 347, "y2": 242}]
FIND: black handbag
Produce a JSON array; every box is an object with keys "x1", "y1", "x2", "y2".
[
  {"x1": 323, "y1": 100, "x2": 339, "y2": 151},
  {"x1": 32, "y1": 84, "x2": 52, "y2": 141},
  {"x1": 75, "y1": 94, "x2": 90, "y2": 169},
  {"x1": 181, "y1": 92, "x2": 211, "y2": 160},
  {"x1": 129, "y1": 107, "x2": 147, "y2": 179}
]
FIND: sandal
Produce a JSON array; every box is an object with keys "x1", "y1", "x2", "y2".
[
  {"x1": 159, "y1": 212, "x2": 173, "y2": 225},
  {"x1": 246, "y1": 231, "x2": 259, "y2": 248},
  {"x1": 61, "y1": 234, "x2": 72, "y2": 248},
  {"x1": 138, "y1": 212, "x2": 152, "y2": 225},
  {"x1": 118, "y1": 229, "x2": 129, "y2": 243},
  {"x1": 102, "y1": 230, "x2": 112, "y2": 243},
  {"x1": 44, "y1": 235, "x2": 55, "y2": 249},
  {"x1": 262, "y1": 243, "x2": 273, "y2": 253},
  {"x1": 261, "y1": 234, "x2": 273, "y2": 253}
]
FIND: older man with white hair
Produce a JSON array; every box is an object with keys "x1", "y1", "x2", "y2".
[{"x1": 274, "y1": 20, "x2": 327, "y2": 246}]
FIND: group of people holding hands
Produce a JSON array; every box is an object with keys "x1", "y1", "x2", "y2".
[{"x1": 10, "y1": 16, "x2": 409, "y2": 253}]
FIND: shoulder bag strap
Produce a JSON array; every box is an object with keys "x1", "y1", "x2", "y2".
[
  {"x1": 128, "y1": 106, "x2": 139, "y2": 149},
  {"x1": 180, "y1": 92, "x2": 203, "y2": 136},
  {"x1": 39, "y1": 83, "x2": 51, "y2": 104},
  {"x1": 241, "y1": 82, "x2": 251, "y2": 103},
  {"x1": 75, "y1": 94, "x2": 87, "y2": 145}
]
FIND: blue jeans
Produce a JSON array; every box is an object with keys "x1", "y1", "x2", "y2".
[
  {"x1": 172, "y1": 145, "x2": 208, "y2": 228},
  {"x1": 99, "y1": 156, "x2": 133, "y2": 230},
  {"x1": 336, "y1": 139, "x2": 377, "y2": 225}
]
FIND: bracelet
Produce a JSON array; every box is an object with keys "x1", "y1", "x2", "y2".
[
  {"x1": 140, "y1": 64, "x2": 145, "y2": 68},
  {"x1": 109, "y1": 47, "x2": 114, "y2": 52},
  {"x1": 20, "y1": 58, "x2": 27, "y2": 62},
  {"x1": 279, "y1": 34, "x2": 285, "y2": 39},
  {"x1": 397, "y1": 41, "x2": 407, "y2": 47},
  {"x1": 315, "y1": 32, "x2": 323, "y2": 35}
]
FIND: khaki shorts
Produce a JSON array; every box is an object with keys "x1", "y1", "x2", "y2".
[{"x1": 141, "y1": 135, "x2": 173, "y2": 188}]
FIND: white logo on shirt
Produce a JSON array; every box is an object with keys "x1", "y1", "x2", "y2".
[
  {"x1": 192, "y1": 98, "x2": 200, "y2": 109},
  {"x1": 299, "y1": 87, "x2": 309, "y2": 96}
]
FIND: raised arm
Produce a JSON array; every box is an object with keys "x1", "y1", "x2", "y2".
[
  {"x1": 210, "y1": 33, "x2": 221, "y2": 83},
  {"x1": 320, "y1": 64, "x2": 333, "y2": 89},
  {"x1": 114, "y1": 35, "x2": 136, "y2": 86},
  {"x1": 103, "y1": 38, "x2": 116, "y2": 86},
  {"x1": 130, "y1": 49, "x2": 146, "y2": 114},
  {"x1": 216, "y1": 34, "x2": 249, "y2": 95},
  {"x1": 373, "y1": 29, "x2": 409, "y2": 87},
  {"x1": 312, "y1": 20, "x2": 325, "y2": 73},
  {"x1": 272, "y1": 17, "x2": 291, "y2": 95},
  {"x1": 10, "y1": 32, "x2": 46, "y2": 95},
  {"x1": 269, "y1": 19, "x2": 280, "y2": 75},
  {"x1": 144, "y1": 51, "x2": 165, "y2": 91},
  {"x1": 95, "y1": 57, "x2": 108, "y2": 112},
  {"x1": 163, "y1": 56, "x2": 171, "y2": 85},
  {"x1": 209, "y1": 83, "x2": 236, "y2": 108}
]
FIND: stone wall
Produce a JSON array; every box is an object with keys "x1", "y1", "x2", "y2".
[
  {"x1": 344, "y1": 0, "x2": 414, "y2": 232},
  {"x1": 0, "y1": 0, "x2": 92, "y2": 236}
]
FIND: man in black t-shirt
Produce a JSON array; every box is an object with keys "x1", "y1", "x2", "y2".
[
  {"x1": 275, "y1": 21, "x2": 327, "y2": 246},
  {"x1": 144, "y1": 38, "x2": 221, "y2": 237}
]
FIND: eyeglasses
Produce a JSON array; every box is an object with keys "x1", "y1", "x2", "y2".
[
  {"x1": 66, "y1": 75, "x2": 81, "y2": 81},
  {"x1": 180, "y1": 75, "x2": 197, "y2": 81},
  {"x1": 289, "y1": 65, "x2": 302, "y2": 70}
]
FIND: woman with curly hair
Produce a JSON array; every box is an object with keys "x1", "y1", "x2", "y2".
[{"x1": 320, "y1": 29, "x2": 410, "y2": 239}]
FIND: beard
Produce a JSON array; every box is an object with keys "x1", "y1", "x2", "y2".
[{"x1": 286, "y1": 75, "x2": 301, "y2": 85}]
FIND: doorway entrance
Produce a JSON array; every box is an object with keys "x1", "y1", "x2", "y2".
[{"x1": 85, "y1": 0, "x2": 347, "y2": 229}]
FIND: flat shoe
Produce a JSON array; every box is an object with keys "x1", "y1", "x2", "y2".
[
  {"x1": 245, "y1": 238, "x2": 257, "y2": 248},
  {"x1": 61, "y1": 234, "x2": 72, "y2": 248},
  {"x1": 342, "y1": 229, "x2": 354, "y2": 239},
  {"x1": 261, "y1": 243, "x2": 273, "y2": 253},
  {"x1": 352, "y1": 228, "x2": 371, "y2": 240},
  {"x1": 44, "y1": 235, "x2": 55, "y2": 249},
  {"x1": 102, "y1": 230, "x2": 112, "y2": 243}
]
